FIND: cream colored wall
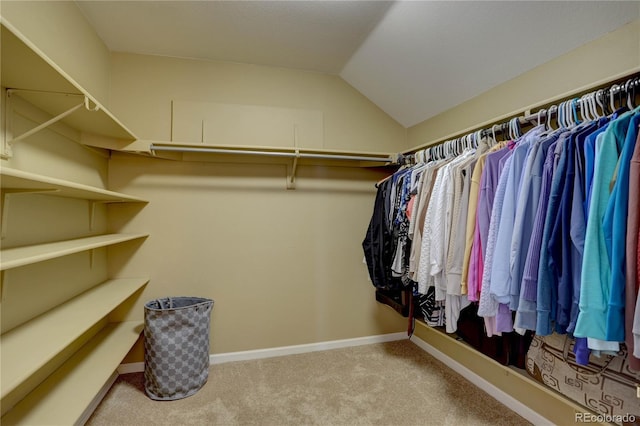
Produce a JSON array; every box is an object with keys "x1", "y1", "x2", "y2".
[
  {"x1": 109, "y1": 52, "x2": 407, "y2": 152},
  {"x1": 106, "y1": 52, "x2": 408, "y2": 361},
  {"x1": 407, "y1": 19, "x2": 640, "y2": 148},
  {"x1": 0, "y1": 0, "x2": 112, "y2": 108},
  {"x1": 107, "y1": 153, "x2": 407, "y2": 359}
]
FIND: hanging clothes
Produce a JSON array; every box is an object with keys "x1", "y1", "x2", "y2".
[
  {"x1": 361, "y1": 74, "x2": 640, "y2": 370},
  {"x1": 574, "y1": 110, "x2": 636, "y2": 346},
  {"x1": 627, "y1": 130, "x2": 640, "y2": 370}
]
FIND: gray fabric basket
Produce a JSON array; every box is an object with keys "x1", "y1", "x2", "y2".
[{"x1": 144, "y1": 297, "x2": 214, "y2": 401}]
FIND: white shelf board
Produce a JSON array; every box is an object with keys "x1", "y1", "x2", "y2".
[
  {"x1": 0, "y1": 278, "x2": 148, "y2": 401},
  {"x1": 1, "y1": 24, "x2": 136, "y2": 141},
  {"x1": 0, "y1": 233, "x2": 148, "y2": 271},
  {"x1": 1, "y1": 167, "x2": 147, "y2": 202},
  {"x1": 1, "y1": 321, "x2": 144, "y2": 426}
]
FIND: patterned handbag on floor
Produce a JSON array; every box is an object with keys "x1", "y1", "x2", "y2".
[
  {"x1": 526, "y1": 333, "x2": 640, "y2": 423},
  {"x1": 144, "y1": 297, "x2": 214, "y2": 401}
]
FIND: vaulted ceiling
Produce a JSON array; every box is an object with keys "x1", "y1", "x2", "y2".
[{"x1": 76, "y1": 0, "x2": 639, "y2": 128}]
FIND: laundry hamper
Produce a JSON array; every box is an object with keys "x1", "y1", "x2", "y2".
[{"x1": 144, "y1": 297, "x2": 214, "y2": 400}]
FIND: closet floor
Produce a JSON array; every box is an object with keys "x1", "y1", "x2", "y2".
[{"x1": 87, "y1": 340, "x2": 530, "y2": 426}]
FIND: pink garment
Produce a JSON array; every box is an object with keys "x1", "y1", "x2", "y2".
[
  {"x1": 626, "y1": 132, "x2": 640, "y2": 371},
  {"x1": 406, "y1": 195, "x2": 416, "y2": 221}
]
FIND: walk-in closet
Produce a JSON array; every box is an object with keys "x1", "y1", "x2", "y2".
[{"x1": 1, "y1": 1, "x2": 639, "y2": 425}]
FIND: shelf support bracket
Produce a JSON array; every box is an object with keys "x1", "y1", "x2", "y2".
[
  {"x1": 1, "y1": 270, "x2": 6, "y2": 301},
  {"x1": 1, "y1": 189, "x2": 59, "y2": 239},
  {"x1": 89, "y1": 201, "x2": 110, "y2": 231},
  {"x1": 89, "y1": 248, "x2": 95, "y2": 269},
  {"x1": 3, "y1": 90, "x2": 99, "y2": 158},
  {"x1": 286, "y1": 149, "x2": 300, "y2": 190}
]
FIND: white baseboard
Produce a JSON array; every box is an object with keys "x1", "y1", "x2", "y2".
[
  {"x1": 209, "y1": 332, "x2": 407, "y2": 364},
  {"x1": 117, "y1": 362, "x2": 144, "y2": 374},
  {"x1": 409, "y1": 335, "x2": 551, "y2": 426},
  {"x1": 118, "y1": 332, "x2": 407, "y2": 373}
]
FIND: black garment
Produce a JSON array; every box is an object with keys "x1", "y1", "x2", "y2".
[
  {"x1": 363, "y1": 179, "x2": 401, "y2": 290},
  {"x1": 456, "y1": 303, "x2": 533, "y2": 368}
]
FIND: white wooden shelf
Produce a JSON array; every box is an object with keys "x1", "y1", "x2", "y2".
[
  {"x1": 1, "y1": 24, "x2": 136, "y2": 141},
  {"x1": 1, "y1": 167, "x2": 147, "y2": 202},
  {"x1": 0, "y1": 278, "x2": 148, "y2": 403},
  {"x1": 0, "y1": 233, "x2": 148, "y2": 271},
  {"x1": 1, "y1": 321, "x2": 144, "y2": 426}
]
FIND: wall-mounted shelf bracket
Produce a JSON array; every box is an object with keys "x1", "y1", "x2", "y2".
[
  {"x1": 2, "y1": 89, "x2": 99, "y2": 158},
  {"x1": 1, "y1": 188, "x2": 60, "y2": 239},
  {"x1": 286, "y1": 149, "x2": 300, "y2": 190},
  {"x1": 89, "y1": 201, "x2": 110, "y2": 231},
  {"x1": 1, "y1": 270, "x2": 7, "y2": 301}
]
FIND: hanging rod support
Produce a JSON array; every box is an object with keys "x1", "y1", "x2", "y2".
[{"x1": 287, "y1": 149, "x2": 300, "y2": 190}]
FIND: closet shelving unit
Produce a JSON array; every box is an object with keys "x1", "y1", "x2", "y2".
[{"x1": 1, "y1": 22, "x2": 149, "y2": 425}]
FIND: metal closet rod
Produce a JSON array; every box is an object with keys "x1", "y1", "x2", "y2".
[
  {"x1": 148, "y1": 144, "x2": 394, "y2": 163},
  {"x1": 404, "y1": 71, "x2": 640, "y2": 157},
  {"x1": 483, "y1": 76, "x2": 640, "y2": 137}
]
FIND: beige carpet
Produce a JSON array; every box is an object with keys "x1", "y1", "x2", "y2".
[{"x1": 87, "y1": 340, "x2": 531, "y2": 426}]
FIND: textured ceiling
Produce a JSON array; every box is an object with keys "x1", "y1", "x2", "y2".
[{"x1": 76, "y1": 0, "x2": 639, "y2": 128}]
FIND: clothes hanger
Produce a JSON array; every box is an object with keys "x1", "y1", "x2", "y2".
[
  {"x1": 491, "y1": 124, "x2": 499, "y2": 145},
  {"x1": 546, "y1": 105, "x2": 556, "y2": 131},
  {"x1": 590, "y1": 91, "x2": 600, "y2": 120},
  {"x1": 589, "y1": 93, "x2": 597, "y2": 120},
  {"x1": 596, "y1": 89, "x2": 608, "y2": 116},
  {"x1": 579, "y1": 95, "x2": 589, "y2": 123},
  {"x1": 565, "y1": 100, "x2": 573, "y2": 127},
  {"x1": 571, "y1": 98, "x2": 581, "y2": 126},
  {"x1": 609, "y1": 84, "x2": 619, "y2": 113},
  {"x1": 536, "y1": 108, "x2": 545, "y2": 129},
  {"x1": 568, "y1": 100, "x2": 576, "y2": 126},
  {"x1": 558, "y1": 101, "x2": 566, "y2": 128},
  {"x1": 586, "y1": 92, "x2": 597, "y2": 121},
  {"x1": 626, "y1": 78, "x2": 635, "y2": 110},
  {"x1": 510, "y1": 117, "x2": 520, "y2": 139}
]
